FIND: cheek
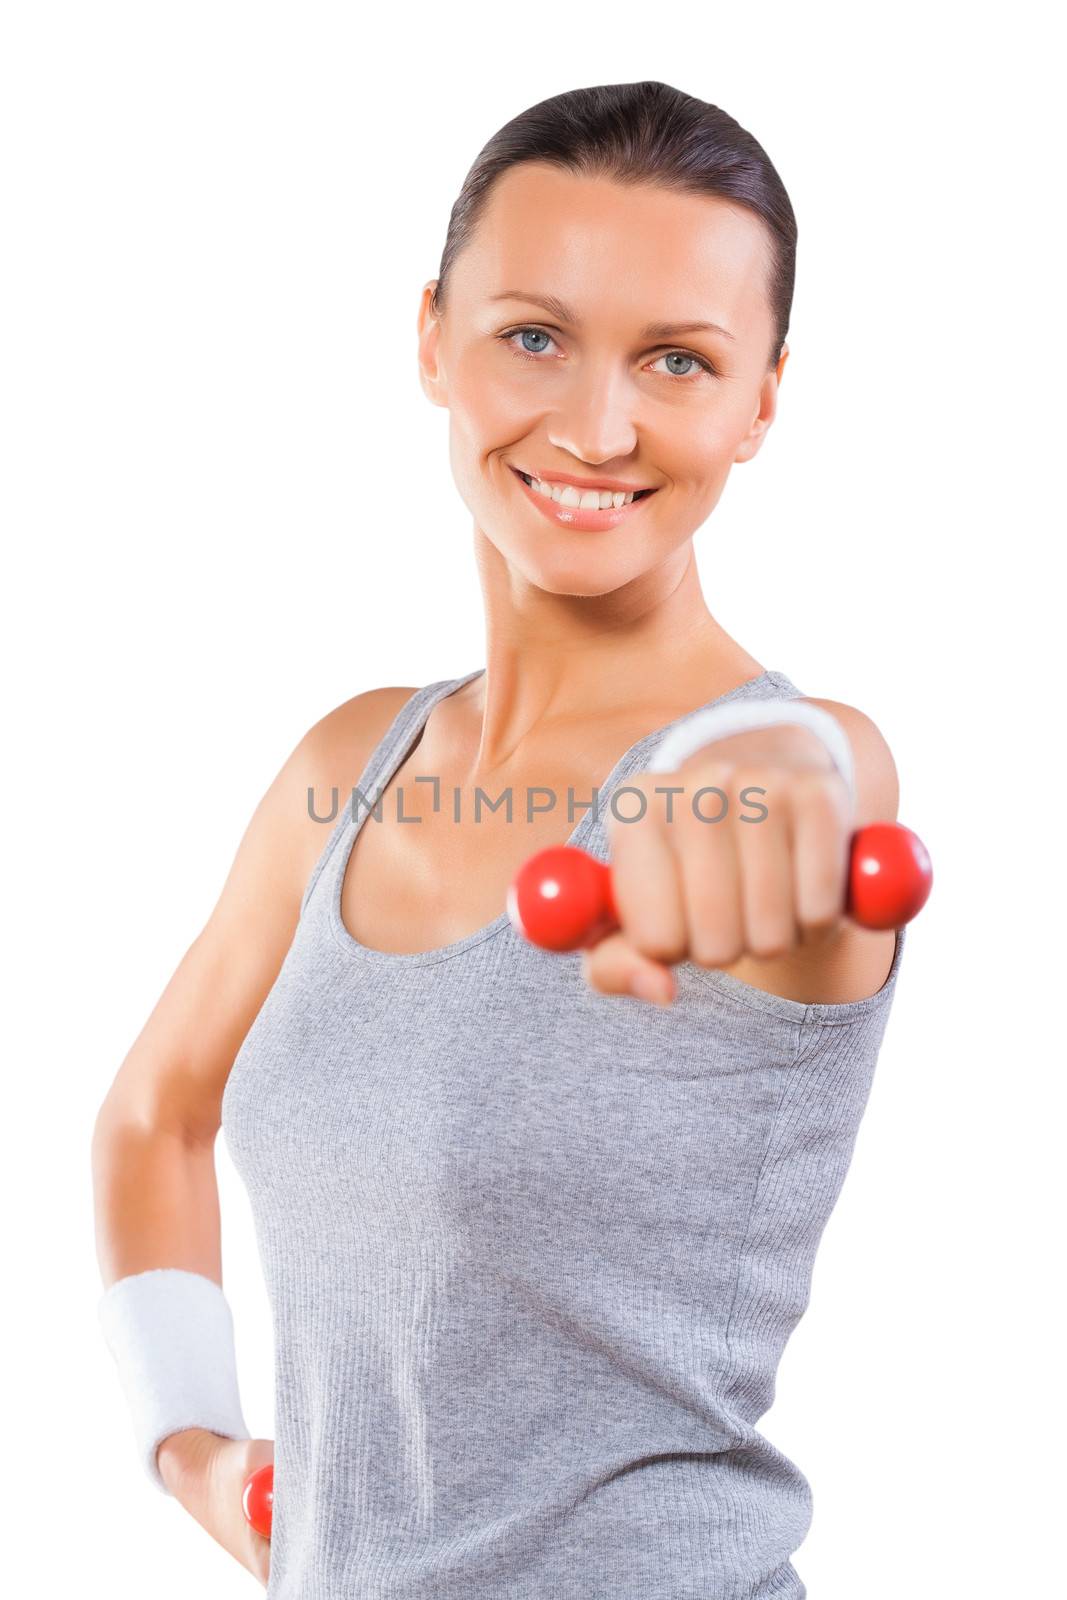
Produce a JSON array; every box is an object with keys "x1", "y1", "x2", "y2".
[
  {"x1": 653, "y1": 411, "x2": 739, "y2": 490},
  {"x1": 448, "y1": 347, "x2": 533, "y2": 444}
]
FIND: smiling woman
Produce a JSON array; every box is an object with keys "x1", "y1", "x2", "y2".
[{"x1": 95, "y1": 80, "x2": 913, "y2": 1600}]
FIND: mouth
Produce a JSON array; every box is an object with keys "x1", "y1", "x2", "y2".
[
  {"x1": 511, "y1": 467, "x2": 657, "y2": 509},
  {"x1": 508, "y1": 464, "x2": 659, "y2": 532}
]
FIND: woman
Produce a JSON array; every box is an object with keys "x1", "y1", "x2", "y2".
[{"x1": 94, "y1": 81, "x2": 907, "y2": 1597}]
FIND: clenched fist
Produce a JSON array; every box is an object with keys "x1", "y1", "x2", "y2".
[
  {"x1": 157, "y1": 1428, "x2": 275, "y2": 1588},
  {"x1": 582, "y1": 715, "x2": 883, "y2": 1006}
]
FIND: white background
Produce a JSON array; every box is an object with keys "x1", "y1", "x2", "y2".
[{"x1": 4, "y1": 3, "x2": 1062, "y2": 1594}]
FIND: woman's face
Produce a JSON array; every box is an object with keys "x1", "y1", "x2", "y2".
[{"x1": 418, "y1": 161, "x2": 786, "y2": 595}]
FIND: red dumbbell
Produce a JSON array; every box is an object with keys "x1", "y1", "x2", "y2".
[
  {"x1": 242, "y1": 1463, "x2": 274, "y2": 1538},
  {"x1": 507, "y1": 821, "x2": 932, "y2": 953}
]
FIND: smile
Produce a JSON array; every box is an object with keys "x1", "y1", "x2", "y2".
[
  {"x1": 514, "y1": 470, "x2": 655, "y2": 510},
  {"x1": 508, "y1": 466, "x2": 658, "y2": 532}
]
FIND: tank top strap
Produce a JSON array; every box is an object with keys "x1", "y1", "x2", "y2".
[
  {"x1": 299, "y1": 668, "x2": 485, "y2": 921},
  {"x1": 354, "y1": 669, "x2": 486, "y2": 803}
]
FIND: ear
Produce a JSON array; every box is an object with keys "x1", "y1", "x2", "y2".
[
  {"x1": 417, "y1": 280, "x2": 448, "y2": 408},
  {"x1": 733, "y1": 342, "x2": 788, "y2": 464}
]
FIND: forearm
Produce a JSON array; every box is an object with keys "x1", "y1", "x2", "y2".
[{"x1": 92, "y1": 1114, "x2": 249, "y2": 1490}]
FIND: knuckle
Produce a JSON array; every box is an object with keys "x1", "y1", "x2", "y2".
[
  {"x1": 733, "y1": 764, "x2": 769, "y2": 796},
  {"x1": 691, "y1": 757, "x2": 738, "y2": 792},
  {"x1": 678, "y1": 791, "x2": 728, "y2": 831}
]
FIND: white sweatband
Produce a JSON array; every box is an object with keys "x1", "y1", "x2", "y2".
[
  {"x1": 97, "y1": 1268, "x2": 251, "y2": 1495},
  {"x1": 646, "y1": 698, "x2": 856, "y2": 805}
]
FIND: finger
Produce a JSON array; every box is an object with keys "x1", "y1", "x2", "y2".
[
  {"x1": 791, "y1": 772, "x2": 852, "y2": 936},
  {"x1": 672, "y1": 784, "x2": 745, "y2": 967},
  {"x1": 581, "y1": 930, "x2": 676, "y2": 1005},
  {"x1": 734, "y1": 771, "x2": 797, "y2": 957},
  {"x1": 607, "y1": 776, "x2": 688, "y2": 965}
]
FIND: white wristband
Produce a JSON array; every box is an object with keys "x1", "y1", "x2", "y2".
[
  {"x1": 97, "y1": 1268, "x2": 251, "y2": 1495},
  {"x1": 646, "y1": 698, "x2": 856, "y2": 805}
]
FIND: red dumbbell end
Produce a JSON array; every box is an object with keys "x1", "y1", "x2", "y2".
[
  {"x1": 242, "y1": 1462, "x2": 274, "y2": 1539},
  {"x1": 507, "y1": 845, "x2": 619, "y2": 952},
  {"x1": 847, "y1": 823, "x2": 933, "y2": 930}
]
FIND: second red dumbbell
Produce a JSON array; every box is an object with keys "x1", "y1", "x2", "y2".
[{"x1": 242, "y1": 1463, "x2": 274, "y2": 1539}]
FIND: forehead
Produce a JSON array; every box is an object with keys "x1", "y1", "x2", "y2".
[{"x1": 457, "y1": 161, "x2": 774, "y2": 346}]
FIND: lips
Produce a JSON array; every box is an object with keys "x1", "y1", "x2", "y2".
[
  {"x1": 518, "y1": 471, "x2": 655, "y2": 500},
  {"x1": 512, "y1": 466, "x2": 656, "y2": 498},
  {"x1": 511, "y1": 467, "x2": 655, "y2": 502},
  {"x1": 508, "y1": 463, "x2": 659, "y2": 531}
]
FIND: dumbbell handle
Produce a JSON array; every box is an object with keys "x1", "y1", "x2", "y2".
[
  {"x1": 507, "y1": 821, "x2": 932, "y2": 953},
  {"x1": 242, "y1": 1463, "x2": 274, "y2": 1539}
]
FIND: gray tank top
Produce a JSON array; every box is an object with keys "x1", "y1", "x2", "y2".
[{"x1": 222, "y1": 667, "x2": 907, "y2": 1599}]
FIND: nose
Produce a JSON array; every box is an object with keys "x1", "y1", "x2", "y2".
[{"x1": 546, "y1": 357, "x2": 639, "y2": 468}]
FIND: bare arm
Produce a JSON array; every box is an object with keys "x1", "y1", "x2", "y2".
[{"x1": 90, "y1": 686, "x2": 414, "y2": 1479}]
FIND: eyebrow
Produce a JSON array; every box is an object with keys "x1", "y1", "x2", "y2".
[{"x1": 487, "y1": 290, "x2": 736, "y2": 342}]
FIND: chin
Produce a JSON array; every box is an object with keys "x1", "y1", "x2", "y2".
[{"x1": 506, "y1": 544, "x2": 637, "y2": 598}]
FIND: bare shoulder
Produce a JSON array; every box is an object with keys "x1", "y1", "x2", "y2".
[
  {"x1": 92, "y1": 685, "x2": 421, "y2": 1145},
  {"x1": 212, "y1": 683, "x2": 421, "y2": 939},
  {"x1": 300, "y1": 685, "x2": 421, "y2": 788},
  {"x1": 289, "y1": 684, "x2": 420, "y2": 873},
  {"x1": 801, "y1": 697, "x2": 900, "y2": 824}
]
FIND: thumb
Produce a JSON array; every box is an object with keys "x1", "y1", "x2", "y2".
[{"x1": 580, "y1": 931, "x2": 676, "y2": 1005}]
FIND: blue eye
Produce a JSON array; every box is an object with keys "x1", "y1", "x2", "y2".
[
  {"x1": 650, "y1": 351, "x2": 715, "y2": 379},
  {"x1": 499, "y1": 327, "x2": 558, "y2": 357},
  {"x1": 496, "y1": 326, "x2": 717, "y2": 379}
]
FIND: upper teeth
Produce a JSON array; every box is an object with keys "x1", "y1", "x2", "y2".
[{"x1": 521, "y1": 472, "x2": 641, "y2": 509}]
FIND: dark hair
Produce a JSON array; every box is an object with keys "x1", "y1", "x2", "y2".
[{"x1": 431, "y1": 81, "x2": 796, "y2": 370}]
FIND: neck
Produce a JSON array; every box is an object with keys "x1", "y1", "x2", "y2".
[{"x1": 463, "y1": 525, "x2": 764, "y2": 772}]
